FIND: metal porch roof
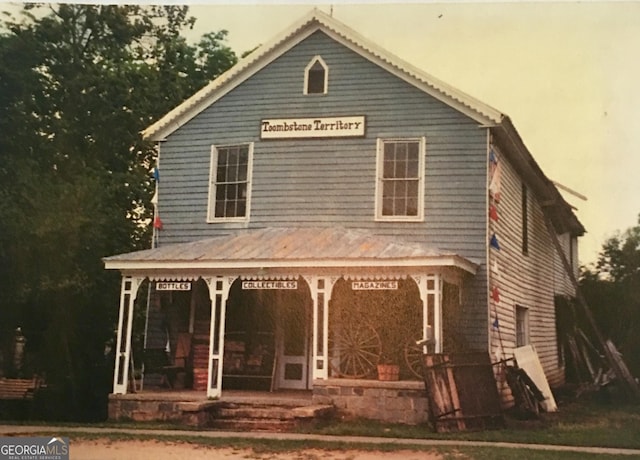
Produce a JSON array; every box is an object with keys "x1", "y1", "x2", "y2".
[{"x1": 103, "y1": 227, "x2": 479, "y2": 274}]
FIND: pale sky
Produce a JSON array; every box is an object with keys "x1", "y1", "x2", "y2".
[
  {"x1": 4, "y1": 1, "x2": 639, "y2": 266},
  {"x1": 182, "y1": 1, "x2": 640, "y2": 267}
]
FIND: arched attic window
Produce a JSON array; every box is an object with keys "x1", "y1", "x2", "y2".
[{"x1": 304, "y1": 56, "x2": 328, "y2": 95}]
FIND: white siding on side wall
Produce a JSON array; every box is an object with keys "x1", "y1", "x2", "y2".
[
  {"x1": 488, "y1": 139, "x2": 564, "y2": 397},
  {"x1": 553, "y1": 232, "x2": 578, "y2": 298}
]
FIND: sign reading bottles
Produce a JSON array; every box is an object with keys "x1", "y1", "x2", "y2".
[
  {"x1": 352, "y1": 280, "x2": 398, "y2": 290},
  {"x1": 156, "y1": 282, "x2": 191, "y2": 291},
  {"x1": 261, "y1": 116, "x2": 365, "y2": 139},
  {"x1": 242, "y1": 280, "x2": 298, "y2": 290}
]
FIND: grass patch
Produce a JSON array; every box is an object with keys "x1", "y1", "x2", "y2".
[
  {"x1": 304, "y1": 397, "x2": 640, "y2": 449},
  {"x1": 446, "y1": 447, "x2": 630, "y2": 460},
  {"x1": 3, "y1": 393, "x2": 640, "y2": 455}
]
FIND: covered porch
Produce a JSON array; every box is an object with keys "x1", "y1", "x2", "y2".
[{"x1": 103, "y1": 227, "x2": 478, "y2": 423}]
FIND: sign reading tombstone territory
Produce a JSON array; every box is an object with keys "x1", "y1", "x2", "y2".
[
  {"x1": 242, "y1": 280, "x2": 298, "y2": 290},
  {"x1": 352, "y1": 281, "x2": 398, "y2": 290},
  {"x1": 156, "y1": 282, "x2": 191, "y2": 291},
  {"x1": 261, "y1": 116, "x2": 365, "y2": 139}
]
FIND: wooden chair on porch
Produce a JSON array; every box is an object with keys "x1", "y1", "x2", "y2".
[{"x1": 142, "y1": 348, "x2": 183, "y2": 389}]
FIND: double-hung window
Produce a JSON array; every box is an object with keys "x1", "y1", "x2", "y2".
[
  {"x1": 375, "y1": 137, "x2": 425, "y2": 221},
  {"x1": 515, "y1": 305, "x2": 529, "y2": 347},
  {"x1": 208, "y1": 143, "x2": 253, "y2": 222}
]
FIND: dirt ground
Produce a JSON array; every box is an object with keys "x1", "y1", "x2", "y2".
[{"x1": 70, "y1": 439, "x2": 444, "y2": 460}]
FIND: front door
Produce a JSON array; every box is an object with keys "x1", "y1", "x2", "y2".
[{"x1": 275, "y1": 298, "x2": 311, "y2": 390}]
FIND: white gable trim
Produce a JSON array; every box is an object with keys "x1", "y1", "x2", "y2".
[
  {"x1": 303, "y1": 55, "x2": 329, "y2": 95},
  {"x1": 143, "y1": 9, "x2": 502, "y2": 142}
]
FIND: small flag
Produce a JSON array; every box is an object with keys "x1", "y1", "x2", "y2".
[
  {"x1": 490, "y1": 234, "x2": 500, "y2": 250},
  {"x1": 153, "y1": 167, "x2": 160, "y2": 182},
  {"x1": 492, "y1": 260, "x2": 502, "y2": 279},
  {"x1": 492, "y1": 317, "x2": 500, "y2": 329},
  {"x1": 153, "y1": 215, "x2": 163, "y2": 229},
  {"x1": 489, "y1": 204, "x2": 499, "y2": 222},
  {"x1": 489, "y1": 162, "x2": 502, "y2": 202},
  {"x1": 491, "y1": 286, "x2": 501, "y2": 302},
  {"x1": 150, "y1": 190, "x2": 158, "y2": 205},
  {"x1": 489, "y1": 148, "x2": 497, "y2": 164}
]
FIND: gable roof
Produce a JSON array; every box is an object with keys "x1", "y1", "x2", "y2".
[
  {"x1": 103, "y1": 226, "x2": 479, "y2": 274},
  {"x1": 143, "y1": 8, "x2": 503, "y2": 142},
  {"x1": 143, "y1": 8, "x2": 584, "y2": 236}
]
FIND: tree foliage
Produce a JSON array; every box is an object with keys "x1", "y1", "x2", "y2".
[
  {"x1": 0, "y1": 4, "x2": 237, "y2": 420},
  {"x1": 580, "y1": 214, "x2": 640, "y2": 376}
]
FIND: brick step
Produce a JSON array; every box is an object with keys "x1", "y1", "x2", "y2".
[
  {"x1": 208, "y1": 403, "x2": 335, "y2": 431},
  {"x1": 214, "y1": 405, "x2": 295, "y2": 420}
]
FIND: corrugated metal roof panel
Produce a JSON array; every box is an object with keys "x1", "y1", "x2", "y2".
[{"x1": 104, "y1": 226, "x2": 471, "y2": 268}]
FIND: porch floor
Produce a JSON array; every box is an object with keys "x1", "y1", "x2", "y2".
[{"x1": 112, "y1": 388, "x2": 314, "y2": 406}]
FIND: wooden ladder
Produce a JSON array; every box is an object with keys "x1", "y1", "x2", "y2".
[{"x1": 542, "y1": 212, "x2": 640, "y2": 400}]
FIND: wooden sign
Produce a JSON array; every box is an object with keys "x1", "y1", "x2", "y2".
[
  {"x1": 156, "y1": 282, "x2": 191, "y2": 291},
  {"x1": 260, "y1": 116, "x2": 365, "y2": 139},
  {"x1": 352, "y1": 281, "x2": 398, "y2": 290},
  {"x1": 242, "y1": 280, "x2": 298, "y2": 290}
]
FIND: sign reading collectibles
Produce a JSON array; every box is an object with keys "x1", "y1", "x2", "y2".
[{"x1": 261, "y1": 116, "x2": 365, "y2": 139}]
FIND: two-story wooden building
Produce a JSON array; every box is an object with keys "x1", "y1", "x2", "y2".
[{"x1": 104, "y1": 9, "x2": 584, "y2": 424}]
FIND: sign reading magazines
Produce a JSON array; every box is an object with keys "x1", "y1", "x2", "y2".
[
  {"x1": 261, "y1": 116, "x2": 365, "y2": 139},
  {"x1": 352, "y1": 281, "x2": 398, "y2": 290}
]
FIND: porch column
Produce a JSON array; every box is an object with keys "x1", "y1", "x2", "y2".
[
  {"x1": 412, "y1": 274, "x2": 443, "y2": 353},
  {"x1": 113, "y1": 275, "x2": 144, "y2": 394},
  {"x1": 203, "y1": 276, "x2": 233, "y2": 398},
  {"x1": 304, "y1": 276, "x2": 337, "y2": 380}
]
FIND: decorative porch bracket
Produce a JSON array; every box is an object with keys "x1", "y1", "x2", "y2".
[
  {"x1": 113, "y1": 275, "x2": 144, "y2": 394},
  {"x1": 411, "y1": 274, "x2": 443, "y2": 353},
  {"x1": 203, "y1": 276, "x2": 233, "y2": 398},
  {"x1": 304, "y1": 276, "x2": 337, "y2": 380}
]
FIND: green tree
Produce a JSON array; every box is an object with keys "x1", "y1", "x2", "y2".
[
  {"x1": 580, "y1": 214, "x2": 640, "y2": 377},
  {"x1": 0, "y1": 4, "x2": 237, "y2": 420}
]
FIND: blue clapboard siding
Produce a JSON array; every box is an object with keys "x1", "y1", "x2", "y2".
[{"x1": 157, "y1": 31, "x2": 489, "y2": 350}]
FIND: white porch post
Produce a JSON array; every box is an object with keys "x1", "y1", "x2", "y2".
[
  {"x1": 203, "y1": 276, "x2": 233, "y2": 398},
  {"x1": 305, "y1": 276, "x2": 336, "y2": 380},
  {"x1": 113, "y1": 275, "x2": 143, "y2": 394},
  {"x1": 412, "y1": 274, "x2": 443, "y2": 353},
  {"x1": 435, "y1": 275, "x2": 443, "y2": 352}
]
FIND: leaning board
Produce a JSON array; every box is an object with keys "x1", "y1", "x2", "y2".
[{"x1": 513, "y1": 345, "x2": 558, "y2": 412}]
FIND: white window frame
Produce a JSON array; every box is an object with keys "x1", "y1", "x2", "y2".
[
  {"x1": 374, "y1": 137, "x2": 426, "y2": 222},
  {"x1": 207, "y1": 142, "x2": 254, "y2": 223},
  {"x1": 303, "y1": 55, "x2": 328, "y2": 95},
  {"x1": 515, "y1": 305, "x2": 530, "y2": 347}
]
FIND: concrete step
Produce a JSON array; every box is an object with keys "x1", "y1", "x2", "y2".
[
  {"x1": 208, "y1": 418, "x2": 296, "y2": 432},
  {"x1": 214, "y1": 405, "x2": 294, "y2": 420},
  {"x1": 207, "y1": 402, "x2": 335, "y2": 431}
]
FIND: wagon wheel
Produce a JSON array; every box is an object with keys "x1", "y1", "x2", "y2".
[
  {"x1": 329, "y1": 322, "x2": 382, "y2": 378},
  {"x1": 404, "y1": 335, "x2": 435, "y2": 380},
  {"x1": 404, "y1": 339, "x2": 424, "y2": 380}
]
